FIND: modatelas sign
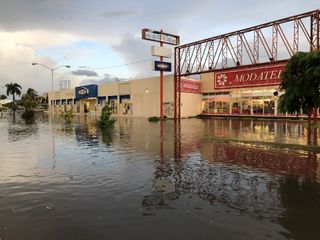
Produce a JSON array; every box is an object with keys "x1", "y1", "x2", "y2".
[{"x1": 214, "y1": 62, "x2": 286, "y2": 89}]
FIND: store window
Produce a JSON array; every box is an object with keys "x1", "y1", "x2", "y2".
[
  {"x1": 204, "y1": 100, "x2": 229, "y2": 114},
  {"x1": 163, "y1": 102, "x2": 174, "y2": 116},
  {"x1": 241, "y1": 97, "x2": 251, "y2": 115},
  {"x1": 231, "y1": 100, "x2": 241, "y2": 114},
  {"x1": 120, "y1": 95, "x2": 132, "y2": 115},
  {"x1": 264, "y1": 100, "x2": 275, "y2": 115},
  {"x1": 108, "y1": 96, "x2": 118, "y2": 114},
  {"x1": 252, "y1": 97, "x2": 264, "y2": 115},
  {"x1": 98, "y1": 97, "x2": 106, "y2": 106}
]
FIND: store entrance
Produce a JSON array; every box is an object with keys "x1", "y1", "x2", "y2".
[{"x1": 80, "y1": 99, "x2": 97, "y2": 114}]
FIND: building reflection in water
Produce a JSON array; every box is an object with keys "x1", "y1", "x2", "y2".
[{"x1": 140, "y1": 118, "x2": 319, "y2": 238}]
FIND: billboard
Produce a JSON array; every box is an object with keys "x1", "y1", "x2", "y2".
[
  {"x1": 75, "y1": 84, "x2": 98, "y2": 99},
  {"x1": 214, "y1": 62, "x2": 286, "y2": 89},
  {"x1": 142, "y1": 28, "x2": 180, "y2": 45},
  {"x1": 153, "y1": 61, "x2": 172, "y2": 72},
  {"x1": 180, "y1": 79, "x2": 201, "y2": 94},
  {"x1": 151, "y1": 46, "x2": 171, "y2": 58}
]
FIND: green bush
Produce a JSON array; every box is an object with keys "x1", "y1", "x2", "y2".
[
  {"x1": 60, "y1": 110, "x2": 74, "y2": 124},
  {"x1": 99, "y1": 103, "x2": 115, "y2": 128},
  {"x1": 148, "y1": 116, "x2": 160, "y2": 122}
]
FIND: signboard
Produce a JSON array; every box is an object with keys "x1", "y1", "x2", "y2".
[
  {"x1": 142, "y1": 28, "x2": 180, "y2": 45},
  {"x1": 180, "y1": 79, "x2": 201, "y2": 94},
  {"x1": 153, "y1": 61, "x2": 172, "y2": 72},
  {"x1": 75, "y1": 84, "x2": 98, "y2": 99},
  {"x1": 151, "y1": 46, "x2": 171, "y2": 58},
  {"x1": 214, "y1": 62, "x2": 286, "y2": 89},
  {"x1": 78, "y1": 87, "x2": 89, "y2": 95}
]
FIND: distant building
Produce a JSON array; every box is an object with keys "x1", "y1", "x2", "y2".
[
  {"x1": 0, "y1": 99, "x2": 12, "y2": 107},
  {"x1": 59, "y1": 80, "x2": 71, "y2": 90}
]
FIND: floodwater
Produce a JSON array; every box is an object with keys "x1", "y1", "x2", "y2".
[{"x1": 0, "y1": 114, "x2": 319, "y2": 240}]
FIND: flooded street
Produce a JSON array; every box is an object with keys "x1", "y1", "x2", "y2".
[{"x1": 0, "y1": 115, "x2": 319, "y2": 240}]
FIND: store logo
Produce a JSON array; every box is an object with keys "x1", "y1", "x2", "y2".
[
  {"x1": 217, "y1": 74, "x2": 227, "y2": 86},
  {"x1": 78, "y1": 87, "x2": 89, "y2": 95}
]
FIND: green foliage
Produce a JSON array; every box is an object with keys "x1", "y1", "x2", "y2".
[
  {"x1": 20, "y1": 88, "x2": 38, "y2": 113},
  {"x1": 60, "y1": 110, "x2": 74, "y2": 124},
  {"x1": 4, "y1": 101, "x2": 18, "y2": 111},
  {"x1": 0, "y1": 94, "x2": 7, "y2": 100},
  {"x1": 5, "y1": 83, "x2": 22, "y2": 119},
  {"x1": 99, "y1": 103, "x2": 115, "y2": 128},
  {"x1": 5, "y1": 83, "x2": 22, "y2": 101},
  {"x1": 278, "y1": 51, "x2": 320, "y2": 119},
  {"x1": 148, "y1": 116, "x2": 160, "y2": 122}
]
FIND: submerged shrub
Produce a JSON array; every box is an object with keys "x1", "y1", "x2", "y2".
[
  {"x1": 148, "y1": 116, "x2": 160, "y2": 122},
  {"x1": 99, "y1": 103, "x2": 115, "y2": 128},
  {"x1": 61, "y1": 110, "x2": 74, "y2": 124}
]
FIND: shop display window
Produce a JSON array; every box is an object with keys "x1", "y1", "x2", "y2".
[
  {"x1": 241, "y1": 100, "x2": 251, "y2": 115},
  {"x1": 232, "y1": 102, "x2": 240, "y2": 114},
  {"x1": 253, "y1": 99, "x2": 264, "y2": 115},
  {"x1": 264, "y1": 100, "x2": 275, "y2": 115}
]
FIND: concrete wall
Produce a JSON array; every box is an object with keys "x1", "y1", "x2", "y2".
[
  {"x1": 181, "y1": 92, "x2": 202, "y2": 117},
  {"x1": 98, "y1": 83, "x2": 118, "y2": 97},
  {"x1": 49, "y1": 89, "x2": 75, "y2": 103},
  {"x1": 200, "y1": 72, "x2": 215, "y2": 93}
]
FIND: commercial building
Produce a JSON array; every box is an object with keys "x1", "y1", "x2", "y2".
[
  {"x1": 49, "y1": 60, "x2": 298, "y2": 118},
  {"x1": 200, "y1": 60, "x2": 287, "y2": 117},
  {"x1": 48, "y1": 75, "x2": 202, "y2": 118}
]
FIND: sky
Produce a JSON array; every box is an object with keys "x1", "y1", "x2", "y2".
[{"x1": 0, "y1": 0, "x2": 319, "y2": 95}]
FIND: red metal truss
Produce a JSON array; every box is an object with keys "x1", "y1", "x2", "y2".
[{"x1": 174, "y1": 9, "x2": 320, "y2": 119}]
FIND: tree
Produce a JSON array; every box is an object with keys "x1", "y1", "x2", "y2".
[
  {"x1": 0, "y1": 94, "x2": 7, "y2": 100},
  {"x1": 99, "y1": 102, "x2": 115, "y2": 128},
  {"x1": 5, "y1": 83, "x2": 22, "y2": 118},
  {"x1": 278, "y1": 51, "x2": 320, "y2": 126},
  {"x1": 20, "y1": 88, "x2": 38, "y2": 114}
]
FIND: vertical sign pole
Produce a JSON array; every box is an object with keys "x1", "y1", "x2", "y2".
[{"x1": 160, "y1": 29, "x2": 164, "y2": 119}]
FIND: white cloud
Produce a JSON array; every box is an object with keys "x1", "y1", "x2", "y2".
[
  {"x1": 0, "y1": 0, "x2": 319, "y2": 93},
  {"x1": 0, "y1": 30, "x2": 78, "y2": 48},
  {"x1": 0, "y1": 41, "x2": 72, "y2": 95}
]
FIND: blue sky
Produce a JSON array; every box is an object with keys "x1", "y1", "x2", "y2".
[{"x1": 0, "y1": 0, "x2": 319, "y2": 94}]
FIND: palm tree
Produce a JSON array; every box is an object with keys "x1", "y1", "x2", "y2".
[{"x1": 5, "y1": 83, "x2": 22, "y2": 118}]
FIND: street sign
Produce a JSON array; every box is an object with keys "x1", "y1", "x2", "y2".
[
  {"x1": 153, "y1": 61, "x2": 172, "y2": 72},
  {"x1": 151, "y1": 46, "x2": 172, "y2": 58},
  {"x1": 142, "y1": 28, "x2": 180, "y2": 45}
]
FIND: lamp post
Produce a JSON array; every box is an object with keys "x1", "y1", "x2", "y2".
[{"x1": 31, "y1": 63, "x2": 70, "y2": 113}]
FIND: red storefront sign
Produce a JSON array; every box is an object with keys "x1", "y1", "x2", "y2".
[
  {"x1": 214, "y1": 62, "x2": 286, "y2": 89},
  {"x1": 180, "y1": 79, "x2": 201, "y2": 94}
]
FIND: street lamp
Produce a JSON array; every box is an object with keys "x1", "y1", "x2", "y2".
[{"x1": 31, "y1": 63, "x2": 70, "y2": 112}]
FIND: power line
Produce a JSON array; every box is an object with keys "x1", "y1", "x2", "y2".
[{"x1": 86, "y1": 57, "x2": 158, "y2": 71}]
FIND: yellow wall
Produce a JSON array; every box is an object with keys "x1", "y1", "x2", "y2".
[
  {"x1": 49, "y1": 89, "x2": 74, "y2": 102},
  {"x1": 98, "y1": 83, "x2": 118, "y2": 97},
  {"x1": 181, "y1": 92, "x2": 202, "y2": 117},
  {"x1": 200, "y1": 72, "x2": 215, "y2": 93}
]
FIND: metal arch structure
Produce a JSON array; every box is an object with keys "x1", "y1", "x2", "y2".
[{"x1": 174, "y1": 9, "x2": 320, "y2": 119}]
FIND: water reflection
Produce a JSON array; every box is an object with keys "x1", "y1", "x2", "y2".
[
  {"x1": 0, "y1": 116, "x2": 319, "y2": 239},
  {"x1": 279, "y1": 176, "x2": 320, "y2": 240}
]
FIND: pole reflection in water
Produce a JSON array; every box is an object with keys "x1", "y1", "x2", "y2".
[
  {"x1": 141, "y1": 118, "x2": 320, "y2": 239},
  {"x1": 0, "y1": 116, "x2": 319, "y2": 240}
]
